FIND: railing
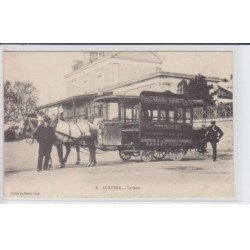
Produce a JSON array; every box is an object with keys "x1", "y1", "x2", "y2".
[{"x1": 193, "y1": 103, "x2": 233, "y2": 120}]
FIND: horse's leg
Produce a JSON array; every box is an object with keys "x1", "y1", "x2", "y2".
[
  {"x1": 63, "y1": 143, "x2": 71, "y2": 164},
  {"x1": 48, "y1": 155, "x2": 53, "y2": 168},
  {"x1": 56, "y1": 144, "x2": 64, "y2": 167},
  {"x1": 75, "y1": 145, "x2": 80, "y2": 165},
  {"x1": 87, "y1": 138, "x2": 96, "y2": 167},
  {"x1": 85, "y1": 140, "x2": 92, "y2": 167}
]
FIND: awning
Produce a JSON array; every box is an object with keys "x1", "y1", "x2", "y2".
[{"x1": 38, "y1": 92, "x2": 112, "y2": 110}]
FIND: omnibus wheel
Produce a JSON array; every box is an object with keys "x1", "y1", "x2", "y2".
[
  {"x1": 182, "y1": 148, "x2": 188, "y2": 155},
  {"x1": 153, "y1": 150, "x2": 167, "y2": 160},
  {"x1": 119, "y1": 150, "x2": 132, "y2": 161},
  {"x1": 140, "y1": 149, "x2": 153, "y2": 162},
  {"x1": 190, "y1": 148, "x2": 198, "y2": 154},
  {"x1": 168, "y1": 150, "x2": 184, "y2": 161}
]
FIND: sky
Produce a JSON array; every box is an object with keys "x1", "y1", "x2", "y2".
[{"x1": 3, "y1": 51, "x2": 232, "y2": 105}]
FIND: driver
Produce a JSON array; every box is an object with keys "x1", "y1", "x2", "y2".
[{"x1": 34, "y1": 116, "x2": 56, "y2": 171}]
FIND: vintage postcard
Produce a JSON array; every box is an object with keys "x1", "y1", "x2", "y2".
[{"x1": 2, "y1": 48, "x2": 234, "y2": 200}]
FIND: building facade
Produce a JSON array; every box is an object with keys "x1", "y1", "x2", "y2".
[
  {"x1": 39, "y1": 52, "x2": 231, "y2": 121},
  {"x1": 65, "y1": 52, "x2": 163, "y2": 97}
]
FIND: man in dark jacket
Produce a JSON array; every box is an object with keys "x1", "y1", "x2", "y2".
[
  {"x1": 205, "y1": 121, "x2": 224, "y2": 161},
  {"x1": 198, "y1": 125, "x2": 208, "y2": 154},
  {"x1": 86, "y1": 114, "x2": 97, "y2": 167},
  {"x1": 34, "y1": 116, "x2": 56, "y2": 171}
]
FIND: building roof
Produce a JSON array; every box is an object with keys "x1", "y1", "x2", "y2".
[
  {"x1": 113, "y1": 51, "x2": 163, "y2": 64},
  {"x1": 65, "y1": 52, "x2": 163, "y2": 78},
  {"x1": 103, "y1": 71, "x2": 224, "y2": 92},
  {"x1": 217, "y1": 81, "x2": 233, "y2": 92},
  {"x1": 37, "y1": 92, "x2": 112, "y2": 110}
]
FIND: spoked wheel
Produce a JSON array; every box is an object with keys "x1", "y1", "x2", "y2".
[
  {"x1": 119, "y1": 150, "x2": 132, "y2": 161},
  {"x1": 182, "y1": 148, "x2": 188, "y2": 155},
  {"x1": 153, "y1": 150, "x2": 167, "y2": 160},
  {"x1": 190, "y1": 148, "x2": 198, "y2": 154},
  {"x1": 168, "y1": 149, "x2": 185, "y2": 161},
  {"x1": 140, "y1": 149, "x2": 154, "y2": 162}
]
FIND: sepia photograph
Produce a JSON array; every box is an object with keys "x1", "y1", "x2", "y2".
[{"x1": 2, "y1": 49, "x2": 234, "y2": 200}]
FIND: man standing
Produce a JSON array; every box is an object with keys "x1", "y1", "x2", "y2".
[
  {"x1": 34, "y1": 116, "x2": 56, "y2": 171},
  {"x1": 86, "y1": 114, "x2": 97, "y2": 167},
  {"x1": 198, "y1": 125, "x2": 208, "y2": 154},
  {"x1": 205, "y1": 121, "x2": 224, "y2": 161}
]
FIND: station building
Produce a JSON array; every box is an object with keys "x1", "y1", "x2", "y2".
[{"x1": 38, "y1": 52, "x2": 229, "y2": 121}]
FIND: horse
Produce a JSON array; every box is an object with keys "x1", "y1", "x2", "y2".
[{"x1": 17, "y1": 115, "x2": 102, "y2": 167}]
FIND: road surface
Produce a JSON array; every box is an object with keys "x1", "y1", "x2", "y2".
[{"x1": 3, "y1": 141, "x2": 234, "y2": 200}]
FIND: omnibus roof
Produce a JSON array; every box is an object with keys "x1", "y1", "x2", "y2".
[
  {"x1": 94, "y1": 95, "x2": 140, "y2": 104},
  {"x1": 95, "y1": 91, "x2": 208, "y2": 107},
  {"x1": 140, "y1": 90, "x2": 208, "y2": 107}
]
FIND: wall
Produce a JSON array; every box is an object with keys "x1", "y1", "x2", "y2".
[
  {"x1": 113, "y1": 76, "x2": 187, "y2": 95},
  {"x1": 115, "y1": 59, "x2": 158, "y2": 84},
  {"x1": 66, "y1": 57, "x2": 160, "y2": 97},
  {"x1": 67, "y1": 62, "x2": 114, "y2": 96}
]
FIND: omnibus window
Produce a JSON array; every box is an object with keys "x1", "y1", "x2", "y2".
[
  {"x1": 169, "y1": 109, "x2": 175, "y2": 123},
  {"x1": 134, "y1": 105, "x2": 139, "y2": 121},
  {"x1": 177, "y1": 108, "x2": 184, "y2": 123},
  {"x1": 185, "y1": 108, "x2": 192, "y2": 124},
  {"x1": 108, "y1": 103, "x2": 119, "y2": 120},
  {"x1": 160, "y1": 110, "x2": 166, "y2": 121},
  {"x1": 152, "y1": 109, "x2": 158, "y2": 121},
  {"x1": 124, "y1": 106, "x2": 139, "y2": 123},
  {"x1": 142, "y1": 108, "x2": 150, "y2": 121},
  {"x1": 125, "y1": 108, "x2": 132, "y2": 122}
]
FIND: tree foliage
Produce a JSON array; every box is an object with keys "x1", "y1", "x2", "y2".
[
  {"x1": 4, "y1": 81, "x2": 38, "y2": 123},
  {"x1": 177, "y1": 79, "x2": 188, "y2": 94},
  {"x1": 185, "y1": 74, "x2": 215, "y2": 105}
]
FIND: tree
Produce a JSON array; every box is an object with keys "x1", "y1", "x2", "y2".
[
  {"x1": 186, "y1": 74, "x2": 215, "y2": 105},
  {"x1": 4, "y1": 81, "x2": 38, "y2": 123}
]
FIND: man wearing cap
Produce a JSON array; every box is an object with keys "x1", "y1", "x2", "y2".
[
  {"x1": 34, "y1": 116, "x2": 56, "y2": 171},
  {"x1": 205, "y1": 121, "x2": 224, "y2": 161}
]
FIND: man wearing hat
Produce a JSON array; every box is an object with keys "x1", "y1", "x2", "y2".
[
  {"x1": 205, "y1": 121, "x2": 224, "y2": 161},
  {"x1": 34, "y1": 116, "x2": 56, "y2": 171}
]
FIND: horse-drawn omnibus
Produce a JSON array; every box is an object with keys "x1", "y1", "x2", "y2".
[
  {"x1": 94, "y1": 90, "x2": 207, "y2": 162},
  {"x1": 18, "y1": 90, "x2": 207, "y2": 166}
]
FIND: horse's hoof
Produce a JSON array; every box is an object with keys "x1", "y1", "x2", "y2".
[
  {"x1": 75, "y1": 161, "x2": 80, "y2": 165},
  {"x1": 87, "y1": 162, "x2": 93, "y2": 167},
  {"x1": 60, "y1": 163, "x2": 65, "y2": 168}
]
